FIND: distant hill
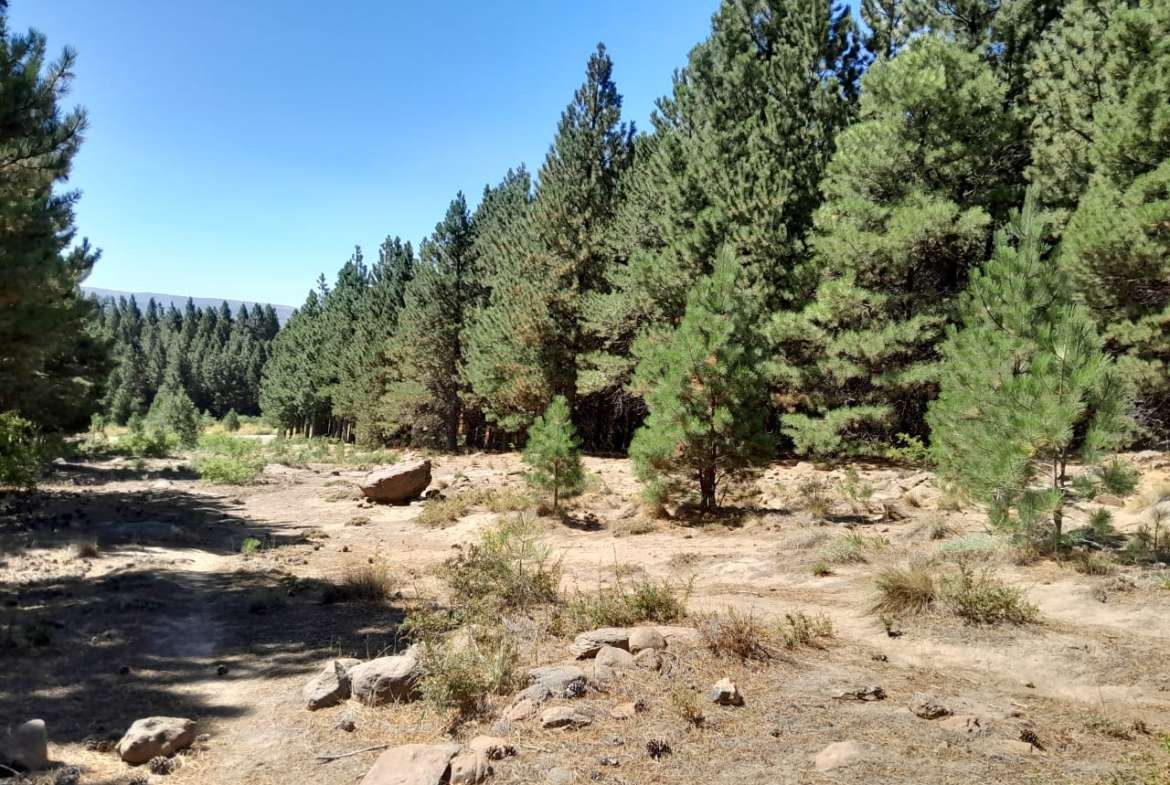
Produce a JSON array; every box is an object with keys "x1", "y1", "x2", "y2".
[{"x1": 83, "y1": 287, "x2": 294, "y2": 325}]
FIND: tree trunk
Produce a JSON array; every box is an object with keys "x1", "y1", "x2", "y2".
[{"x1": 698, "y1": 466, "x2": 716, "y2": 512}]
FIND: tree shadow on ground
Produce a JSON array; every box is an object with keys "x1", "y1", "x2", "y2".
[{"x1": 0, "y1": 475, "x2": 409, "y2": 749}]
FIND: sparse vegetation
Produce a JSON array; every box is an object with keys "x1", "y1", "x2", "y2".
[
  {"x1": 414, "y1": 636, "x2": 520, "y2": 722},
  {"x1": 1097, "y1": 459, "x2": 1140, "y2": 497},
  {"x1": 811, "y1": 560, "x2": 832, "y2": 577},
  {"x1": 839, "y1": 468, "x2": 874, "y2": 513},
  {"x1": 871, "y1": 564, "x2": 939, "y2": 617},
  {"x1": 776, "y1": 611, "x2": 834, "y2": 649},
  {"x1": 566, "y1": 576, "x2": 688, "y2": 631},
  {"x1": 697, "y1": 607, "x2": 773, "y2": 661},
  {"x1": 941, "y1": 559, "x2": 1039, "y2": 624},
  {"x1": 798, "y1": 477, "x2": 833, "y2": 519},
  {"x1": 820, "y1": 531, "x2": 881, "y2": 564},
  {"x1": 417, "y1": 487, "x2": 531, "y2": 526},
  {"x1": 323, "y1": 559, "x2": 396, "y2": 604},
  {"x1": 240, "y1": 537, "x2": 262, "y2": 554},
  {"x1": 668, "y1": 684, "x2": 705, "y2": 726}
]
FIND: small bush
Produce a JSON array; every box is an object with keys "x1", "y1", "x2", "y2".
[
  {"x1": 798, "y1": 478, "x2": 833, "y2": 519},
  {"x1": 566, "y1": 576, "x2": 688, "y2": 631},
  {"x1": 0, "y1": 412, "x2": 44, "y2": 488},
  {"x1": 811, "y1": 560, "x2": 832, "y2": 577},
  {"x1": 194, "y1": 434, "x2": 264, "y2": 484},
  {"x1": 871, "y1": 564, "x2": 938, "y2": 616},
  {"x1": 697, "y1": 607, "x2": 773, "y2": 661},
  {"x1": 1097, "y1": 459, "x2": 1139, "y2": 497},
  {"x1": 838, "y1": 468, "x2": 874, "y2": 512},
  {"x1": 1071, "y1": 551, "x2": 1115, "y2": 576},
  {"x1": 147, "y1": 386, "x2": 201, "y2": 447},
  {"x1": 240, "y1": 537, "x2": 262, "y2": 554},
  {"x1": 437, "y1": 515, "x2": 561, "y2": 615},
  {"x1": 937, "y1": 532, "x2": 1000, "y2": 557},
  {"x1": 418, "y1": 488, "x2": 532, "y2": 527},
  {"x1": 941, "y1": 561, "x2": 1038, "y2": 624},
  {"x1": 820, "y1": 531, "x2": 877, "y2": 564},
  {"x1": 668, "y1": 685, "x2": 705, "y2": 726},
  {"x1": 522, "y1": 396, "x2": 584, "y2": 511},
  {"x1": 223, "y1": 409, "x2": 241, "y2": 432},
  {"x1": 776, "y1": 611, "x2": 833, "y2": 649},
  {"x1": 323, "y1": 560, "x2": 396, "y2": 604},
  {"x1": 884, "y1": 433, "x2": 933, "y2": 466},
  {"x1": 925, "y1": 517, "x2": 954, "y2": 540},
  {"x1": 415, "y1": 637, "x2": 520, "y2": 722}
]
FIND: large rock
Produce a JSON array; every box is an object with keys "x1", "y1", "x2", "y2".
[
  {"x1": 116, "y1": 717, "x2": 197, "y2": 765},
  {"x1": 595, "y1": 645, "x2": 636, "y2": 670},
  {"x1": 3, "y1": 719, "x2": 48, "y2": 771},
  {"x1": 570, "y1": 628, "x2": 630, "y2": 659},
  {"x1": 541, "y1": 707, "x2": 592, "y2": 729},
  {"x1": 360, "y1": 743, "x2": 460, "y2": 785},
  {"x1": 360, "y1": 460, "x2": 432, "y2": 504},
  {"x1": 449, "y1": 751, "x2": 491, "y2": 785},
  {"x1": 304, "y1": 658, "x2": 361, "y2": 710},
  {"x1": 350, "y1": 651, "x2": 421, "y2": 706}
]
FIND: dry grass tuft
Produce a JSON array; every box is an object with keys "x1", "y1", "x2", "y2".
[
  {"x1": 323, "y1": 559, "x2": 396, "y2": 604},
  {"x1": 776, "y1": 611, "x2": 834, "y2": 649},
  {"x1": 566, "y1": 576, "x2": 688, "y2": 631},
  {"x1": 418, "y1": 487, "x2": 532, "y2": 527},
  {"x1": 871, "y1": 563, "x2": 938, "y2": 616},
  {"x1": 697, "y1": 607, "x2": 773, "y2": 661}
]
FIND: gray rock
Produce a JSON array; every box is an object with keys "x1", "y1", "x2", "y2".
[
  {"x1": 570, "y1": 628, "x2": 630, "y2": 659},
  {"x1": 653, "y1": 626, "x2": 703, "y2": 648},
  {"x1": 359, "y1": 743, "x2": 461, "y2": 785},
  {"x1": 449, "y1": 751, "x2": 491, "y2": 785},
  {"x1": 541, "y1": 706, "x2": 592, "y2": 729},
  {"x1": 303, "y1": 658, "x2": 361, "y2": 710},
  {"x1": 522, "y1": 665, "x2": 587, "y2": 701},
  {"x1": 814, "y1": 740, "x2": 863, "y2": 771},
  {"x1": 595, "y1": 645, "x2": 636, "y2": 669},
  {"x1": 3, "y1": 719, "x2": 48, "y2": 771},
  {"x1": 506, "y1": 698, "x2": 538, "y2": 721},
  {"x1": 359, "y1": 460, "x2": 432, "y2": 504},
  {"x1": 627, "y1": 627, "x2": 666, "y2": 653},
  {"x1": 908, "y1": 692, "x2": 951, "y2": 719},
  {"x1": 350, "y1": 651, "x2": 421, "y2": 705},
  {"x1": 116, "y1": 717, "x2": 197, "y2": 765},
  {"x1": 708, "y1": 677, "x2": 744, "y2": 706}
]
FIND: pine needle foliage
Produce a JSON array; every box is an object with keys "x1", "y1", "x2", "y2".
[{"x1": 522, "y1": 396, "x2": 584, "y2": 511}]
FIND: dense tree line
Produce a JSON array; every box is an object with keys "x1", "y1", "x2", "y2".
[
  {"x1": 96, "y1": 295, "x2": 281, "y2": 423},
  {"x1": 260, "y1": 0, "x2": 1168, "y2": 460}
]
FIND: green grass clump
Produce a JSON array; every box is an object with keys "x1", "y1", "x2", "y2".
[
  {"x1": 820, "y1": 531, "x2": 880, "y2": 564},
  {"x1": 565, "y1": 576, "x2": 688, "y2": 631},
  {"x1": 941, "y1": 561, "x2": 1039, "y2": 624},
  {"x1": 1096, "y1": 459, "x2": 1140, "y2": 497}
]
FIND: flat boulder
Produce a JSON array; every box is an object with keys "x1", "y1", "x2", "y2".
[
  {"x1": 522, "y1": 665, "x2": 588, "y2": 701},
  {"x1": 116, "y1": 717, "x2": 197, "y2": 765},
  {"x1": 304, "y1": 658, "x2": 361, "y2": 710},
  {"x1": 350, "y1": 651, "x2": 421, "y2": 705},
  {"x1": 595, "y1": 645, "x2": 636, "y2": 670},
  {"x1": 360, "y1": 743, "x2": 460, "y2": 785},
  {"x1": 360, "y1": 460, "x2": 432, "y2": 504},
  {"x1": 570, "y1": 628, "x2": 630, "y2": 659},
  {"x1": 541, "y1": 707, "x2": 592, "y2": 729},
  {"x1": 628, "y1": 627, "x2": 666, "y2": 653}
]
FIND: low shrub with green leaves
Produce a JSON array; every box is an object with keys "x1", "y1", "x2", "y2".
[
  {"x1": 0, "y1": 412, "x2": 44, "y2": 488},
  {"x1": 565, "y1": 576, "x2": 688, "y2": 631},
  {"x1": 414, "y1": 636, "x2": 520, "y2": 722},
  {"x1": 1096, "y1": 459, "x2": 1140, "y2": 497}
]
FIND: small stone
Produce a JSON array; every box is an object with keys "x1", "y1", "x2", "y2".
[
  {"x1": 595, "y1": 645, "x2": 636, "y2": 670},
  {"x1": 939, "y1": 714, "x2": 985, "y2": 737},
  {"x1": 469, "y1": 736, "x2": 515, "y2": 760},
  {"x1": 215, "y1": 663, "x2": 229, "y2": 676},
  {"x1": 116, "y1": 717, "x2": 197, "y2": 765},
  {"x1": 304, "y1": 658, "x2": 361, "y2": 710},
  {"x1": 5, "y1": 719, "x2": 48, "y2": 771},
  {"x1": 608, "y1": 701, "x2": 642, "y2": 720},
  {"x1": 541, "y1": 706, "x2": 592, "y2": 729},
  {"x1": 627, "y1": 627, "x2": 666, "y2": 653},
  {"x1": 814, "y1": 740, "x2": 863, "y2": 771},
  {"x1": 708, "y1": 677, "x2": 744, "y2": 706},
  {"x1": 547, "y1": 767, "x2": 575, "y2": 785},
  {"x1": 449, "y1": 751, "x2": 491, "y2": 785},
  {"x1": 599, "y1": 755, "x2": 619, "y2": 767},
  {"x1": 908, "y1": 692, "x2": 951, "y2": 719},
  {"x1": 507, "y1": 698, "x2": 538, "y2": 722}
]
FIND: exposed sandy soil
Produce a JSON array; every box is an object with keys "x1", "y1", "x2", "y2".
[{"x1": 2, "y1": 451, "x2": 1169, "y2": 785}]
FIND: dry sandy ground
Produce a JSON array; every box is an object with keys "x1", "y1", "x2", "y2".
[{"x1": 2, "y1": 451, "x2": 1170, "y2": 785}]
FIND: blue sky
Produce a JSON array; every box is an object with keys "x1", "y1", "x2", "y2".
[{"x1": 10, "y1": 1, "x2": 724, "y2": 307}]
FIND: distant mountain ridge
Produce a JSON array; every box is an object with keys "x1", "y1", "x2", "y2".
[{"x1": 83, "y1": 287, "x2": 294, "y2": 325}]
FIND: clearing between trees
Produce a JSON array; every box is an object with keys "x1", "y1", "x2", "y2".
[{"x1": 2, "y1": 448, "x2": 1168, "y2": 785}]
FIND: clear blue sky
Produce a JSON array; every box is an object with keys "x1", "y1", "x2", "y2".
[{"x1": 10, "y1": 1, "x2": 726, "y2": 307}]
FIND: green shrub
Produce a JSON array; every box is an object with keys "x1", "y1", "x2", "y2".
[
  {"x1": 195, "y1": 434, "x2": 264, "y2": 484},
  {"x1": 811, "y1": 560, "x2": 833, "y2": 577},
  {"x1": 798, "y1": 478, "x2": 833, "y2": 519},
  {"x1": 414, "y1": 636, "x2": 520, "y2": 721},
  {"x1": 884, "y1": 433, "x2": 933, "y2": 467},
  {"x1": 776, "y1": 611, "x2": 834, "y2": 649},
  {"x1": 522, "y1": 396, "x2": 584, "y2": 511},
  {"x1": 937, "y1": 532, "x2": 1000, "y2": 557},
  {"x1": 820, "y1": 531, "x2": 877, "y2": 564},
  {"x1": 838, "y1": 468, "x2": 874, "y2": 512},
  {"x1": 565, "y1": 576, "x2": 688, "y2": 631},
  {"x1": 223, "y1": 409, "x2": 241, "y2": 432},
  {"x1": 240, "y1": 537, "x2": 262, "y2": 554},
  {"x1": 0, "y1": 412, "x2": 44, "y2": 488},
  {"x1": 1071, "y1": 551, "x2": 1115, "y2": 576},
  {"x1": 941, "y1": 560, "x2": 1038, "y2": 624},
  {"x1": 437, "y1": 515, "x2": 561, "y2": 615},
  {"x1": 1097, "y1": 459, "x2": 1140, "y2": 497},
  {"x1": 147, "y1": 386, "x2": 201, "y2": 447}
]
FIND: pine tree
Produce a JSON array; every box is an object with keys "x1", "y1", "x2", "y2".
[
  {"x1": 389, "y1": 195, "x2": 476, "y2": 449},
  {"x1": 464, "y1": 45, "x2": 632, "y2": 436},
  {"x1": 770, "y1": 36, "x2": 1024, "y2": 456},
  {"x1": 629, "y1": 248, "x2": 772, "y2": 512},
  {"x1": 522, "y1": 395, "x2": 584, "y2": 511},
  {"x1": 1056, "y1": 0, "x2": 1170, "y2": 438},
  {"x1": 147, "y1": 384, "x2": 201, "y2": 447},
  {"x1": 927, "y1": 194, "x2": 1130, "y2": 547},
  {"x1": 0, "y1": 4, "x2": 105, "y2": 431}
]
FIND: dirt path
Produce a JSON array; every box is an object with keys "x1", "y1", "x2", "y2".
[{"x1": 3, "y1": 452, "x2": 1169, "y2": 784}]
